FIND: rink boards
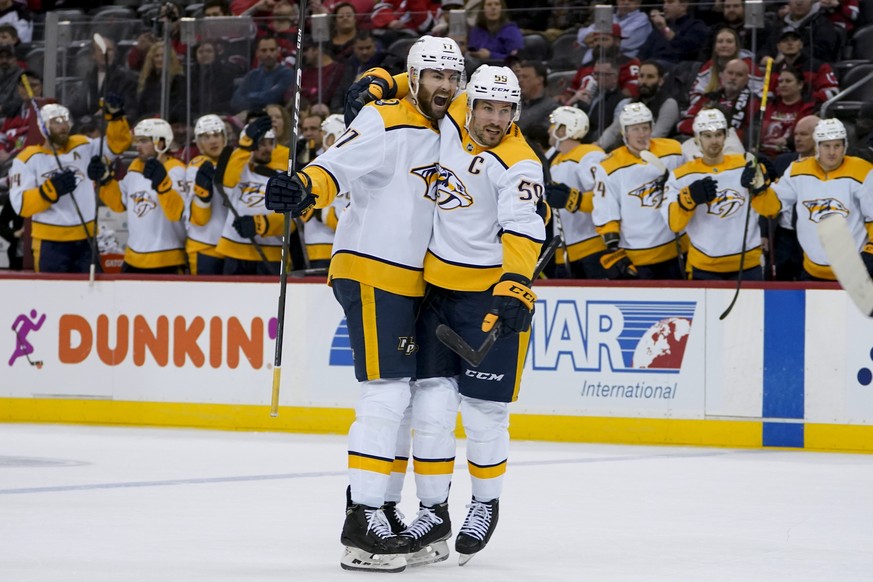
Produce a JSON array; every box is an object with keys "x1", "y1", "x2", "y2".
[{"x1": 2, "y1": 276, "x2": 872, "y2": 452}]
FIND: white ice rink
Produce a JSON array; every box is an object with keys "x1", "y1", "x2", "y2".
[{"x1": 1, "y1": 423, "x2": 871, "y2": 581}]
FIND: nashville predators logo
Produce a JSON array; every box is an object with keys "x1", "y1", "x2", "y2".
[
  {"x1": 238, "y1": 182, "x2": 266, "y2": 208},
  {"x1": 131, "y1": 191, "x2": 157, "y2": 217},
  {"x1": 40, "y1": 167, "x2": 85, "y2": 187},
  {"x1": 803, "y1": 198, "x2": 849, "y2": 223},
  {"x1": 627, "y1": 178, "x2": 664, "y2": 208},
  {"x1": 412, "y1": 164, "x2": 473, "y2": 210},
  {"x1": 707, "y1": 188, "x2": 745, "y2": 219}
]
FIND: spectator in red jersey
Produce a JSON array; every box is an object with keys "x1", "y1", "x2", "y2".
[
  {"x1": 767, "y1": 29, "x2": 839, "y2": 106},
  {"x1": 299, "y1": 37, "x2": 345, "y2": 110},
  {"x1": 256, "y1": 0, "x2": 300, "y2": 67},
  {"x1": 759, "y1": 67, "x2": 816, "y2": 158},
  {"x1": 0, "y1": 71, "x2": 49, "y2": 164},
  {"x1": 678, "y1": 58, "x2": 758, "y2": 144},
  {"x1": 687, "y1": 27, "x2": 761, "y2": 116},
  {"x1": 820, "y1": 0, "x2": 860, "y2": 33},
  {"x1": 371, "y1": 0, "x2": 436, "y2": 40}
]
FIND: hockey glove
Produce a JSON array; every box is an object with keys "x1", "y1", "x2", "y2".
[
  {"x1": 142, "y1": 158, "x2": 172, "y2": 194},
  {"x1": 599, "y1": 232, "x2": 638, "y2": 279},
  {"x1": 678, "y1": 176, "x2": 717, "y2": 210},
  {"x1": 87, "y1": 156, "x2": 113, "y2": 186},
  {"x1": 482, "y1": 273, "x2": 537, "y2": 337},
  {"x1": 238, "y1": 116, "x2": 273, "y2": 151},
  {"x1": 344, "y1": 68, "x2": 397, "y2": 126},
  {"x1": 265, "y1": 172, "x2": 315, "y2": 216},
  {"x1": 741, "y1": 159, "x2": 771, "y2": 195},
  {"x1": 100, "y1": 91, "x2": 125, "y2": 120},
  {"x1": 545, "y1": 182, "x2": 582, "y2": 212},
  {"x1": 232, "y1": 215, "x2": 268, "y2": 238},
  {"x1": 39, "y1": 169, "x2": 77, "y2": 202},
  {"x1": 194, "y1": 161, "x2": 215, "y2": 202}
]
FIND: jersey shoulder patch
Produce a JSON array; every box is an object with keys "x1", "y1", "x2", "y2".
[
  {"x1": 841, "y1": 155, "x2": 873, "y2": 182},
  {"x1": 648, "y1": 138, "x2": 683, "y2": 158},
  {"x1": 673, "y1": 158, "x2": 712, "y2": 180},
  {"x1": 16, "y1": 145, "x2": 44, "y2": 164},
  {"x1": 164, "y1": 157, "x2": 187, "y2": 172},
  {"x1": 600, "y1": 147, "x2": 640, "y2": 175},
  {"x1": 371, "y1": 98, "x2": 435, "y2": 131},
  {"x1": 560, "y1": 143, "x2": 604, "y2": 164}
]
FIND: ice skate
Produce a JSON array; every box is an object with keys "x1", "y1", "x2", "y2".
[
  {"x1": 381, "y1": 501, "x2": 407, "y2": 535},
  {"x1": 455, "y1": 498, "x2": 499, "y2": 566},
  {"x1": 340, "y1": 504, "x2": 410, "y2": 572},
  {"x1": 400, "y1": 501, "x2": 452, "y2": 566}
]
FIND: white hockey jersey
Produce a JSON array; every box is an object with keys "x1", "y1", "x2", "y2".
[
  {"x1": 302, "y1": 99, "x2": 439, "y2": 297},
  {"x1": 186, "y1": 154, "x2": 228, "y2": 257},
  {"x1": 423, "y1": 98, "x2": 546, "y2": 291},
  {"x1": 8, "y1": 119, "x2": 131, "y2": 242},
  {"x1": 592, "y1": 138, "x2": 684, "y2": 266},
  {"x1": 103, "y1": 157, "x2": 187, "y2": 269},
  {"x1": 216, "y1": 161, "x2": 283, "y2": 262},
  {"x1": 550, "y1": 143, "x2": 606, "y2": 263},
  {"x1": 773, "y1": 155, "x2": 873, "y2": 280},
  {"x1": 302, "y1": 191, "x2": 350, "y2": 262},
  {"x1": 662, "y1": 154, "x2": 782, "y2": 273}
]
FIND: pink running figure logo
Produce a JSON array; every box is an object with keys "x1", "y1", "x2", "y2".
[{"x1": 9, "y1": 309, "x2": 45, "y2": 368}]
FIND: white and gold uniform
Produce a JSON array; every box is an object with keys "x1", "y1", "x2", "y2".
[
  {"x1": 663, "y1": 154, "x2": 782, "y2": 273},
  {"x1": 186, "y1": 154, "x2": 227, "y2": 270},
  {"x1": 773, "y1": 156, "x2": 873, "y2": 280},
  {"x1": 592, "y1": 138, "x2": 684, "y2": 267},
  {"x1": 300, "y1": 191, "x2": 350, "y2": 265},
  {"x1": 9, "y1": 118, "x2": 130, "y2": 265},
  {"x1": 102, "y1": 158, "x2": 187, "y2": 269},
  {"x1": 550, "y1": 143, "x2": 606, "y2": 266}
]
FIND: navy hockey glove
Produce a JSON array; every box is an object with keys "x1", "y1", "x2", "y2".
[
  {"x1": 741, "y1": 159, "x2": 771, "y2": 195},
  {"x1": 39, "y1": 169, "x2": 77, "y2": 202},
  {"x1": 344, "y1": 68, "x2": 397, "y2": 126},
  {"x1": 143, "y1": 158, "x2": 172, "y2": 193},
  {"x1": 265, "y1": 172, "x2": 315, "y2": 216},
  {"x1": 679, "y1": 176, "x2": 717, "y2": 210},
  {"x1": 238, "y1": 116, "x2": 273, "y2": 151},
  {"x1": 232, "y1": 215, "x2": 268, "y2": 238},
  {"x1": 482, "y1": 273, "x2": 537, "y2": 337},
  {"x1": 87, "y1": 156, "x2": 112, "y2": 186},
  {"x1": 100, "y1": 91, "x2": 125, "y2": 120},
  {"x1": 545, "y1": 182, "x2": 582, "y2": 212},
  {"x1": 599, "y1": 232, "x2": 637, "y2": 279},
  {"x1": 194, "y1": 161, "x2": 215, "y2": 202}
]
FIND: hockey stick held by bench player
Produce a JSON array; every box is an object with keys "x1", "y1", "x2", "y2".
[{"x1": 436, "y1": 236, "x2": 560, "y2": 367}]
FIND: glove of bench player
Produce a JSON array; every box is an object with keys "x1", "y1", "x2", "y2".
[
  {"x1": 100, "y1": 91, "x2": 125, "y2": 120},
  {"x1": 482, "y1": 273, "x2": 537, "y2": 337},
  {"x1": 238, "y1": 117, "x2": 273, "y2": 151},
  {"x1": 545, "y1": 182, "x2": 582, "y2": 212},
  {"x1": 265, "y1": 172, "x2": 315, "y2": 216},
  {"x1": 39, "y1": 169, "x2": 77, "y2": 202},
  {"x1": 344, "y1": 68, "x2": 397, "y2": 126},
  {"x1": 741, "y1": 158, "x2": 771, "y2": 195},
  {"x1": 142, "y1": 158, "x2": 172, "y2": 194},
  {"x1": 678, "y1": 176, "x2": 717, "y2": 210},
  {"x1": 232, "y1": 215, "x2": 268, "y2": 238},
  {"x1": 87, "y1": 156, "x2": 113, "y2": 186},
  {"x1": 193, "y1": 161, "x2": 215, "y2": 203},
  {"x1": 599, "y1": 232, "x2": 638, "y2": 279}
]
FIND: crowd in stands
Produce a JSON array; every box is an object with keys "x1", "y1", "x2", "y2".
[{"x1": 0, "y1": 0, "x2": 872, "y2": 278}]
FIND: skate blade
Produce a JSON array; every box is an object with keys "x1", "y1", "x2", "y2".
[
  {"x1": 340, "y1": 546, "x2": 407, "y2": 573},
  {"x1": 458, "y1": 552, "x2": 476, "y2": 566},
  {"x1": 406, "y1": 540, "x2": 450, "y2": 567}
]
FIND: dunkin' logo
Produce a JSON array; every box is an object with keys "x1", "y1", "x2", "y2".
[{"x1": 57, "y1": 314, "x2": 277, "y2": 369}]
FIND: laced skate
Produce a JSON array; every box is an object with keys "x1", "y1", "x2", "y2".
[
  {"x1": 400, "y1": 502, "x2": 452, "y2": 566},
  {"x1": 340, "y1": 505, "x2": 410, "y2": 573},
  {"x1": 455, "y1": 498, "x2": 499, "y2": 566}
]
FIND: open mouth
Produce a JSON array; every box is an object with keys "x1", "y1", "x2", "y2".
[{"x1": 433, "y1": 95, "x2": 448, "y2": 108}]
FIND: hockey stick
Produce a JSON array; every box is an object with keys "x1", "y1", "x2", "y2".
[
  {"x1": 212, "y1": 146, "x2": 278, "y2": 275},
  {"x1": 21, "y1": 74, "x2": 96, "y2": 272},
  {"x1": 719, "y1": 56, "x2": 773, "y2": 320},
  {"x1": 639, "y1": 149, "x2": 685, "y2": 276},
  {"x1": 271, "y1": 0, "x2": 308, "y2": 417},
  {"x1": 90, "y1": 33, "x2": 110, "y2": 286},
  {"x1": 818, "y1": 214, "x2": 873, "y2": 316},
  {"x1": 435, "y1": 236, "x2": 560, "y2": 367}
]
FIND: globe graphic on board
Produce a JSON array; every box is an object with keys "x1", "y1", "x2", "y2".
[{"x1": 631, "y1": 317, "x2": 692, "y2": 369}]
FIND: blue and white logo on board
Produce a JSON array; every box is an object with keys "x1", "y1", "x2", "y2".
[
  {"x1": 330, "y1": 318, "x2": 354, "y2": 366},
  {"x1": 530, "y1": 300, "x2": 696, "y2": 373}
]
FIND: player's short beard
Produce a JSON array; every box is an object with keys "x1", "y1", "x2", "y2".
[
  {"x1": 50, "y1": 131, "x2": 69, "y2": 149},
  {"x1": 415, "y1": 83, "x2": 450, "y2": 120}
]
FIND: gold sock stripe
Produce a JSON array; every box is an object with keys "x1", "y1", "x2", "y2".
[
  {"x1": 413, "y1": 456, "x2": 456, "y2": 476},
  {"x1": 392, "y1": 456, "x2": 409, "y2": 473},
  {"x1": 348, "y1": 451, "x2": 394, "y2": 475},
  {"x1": 467, "y1": 458, "x2": 507, "y2": 480},
  {"x1": 360, "y1": 284, "x2": 381, "y2": 380}
]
